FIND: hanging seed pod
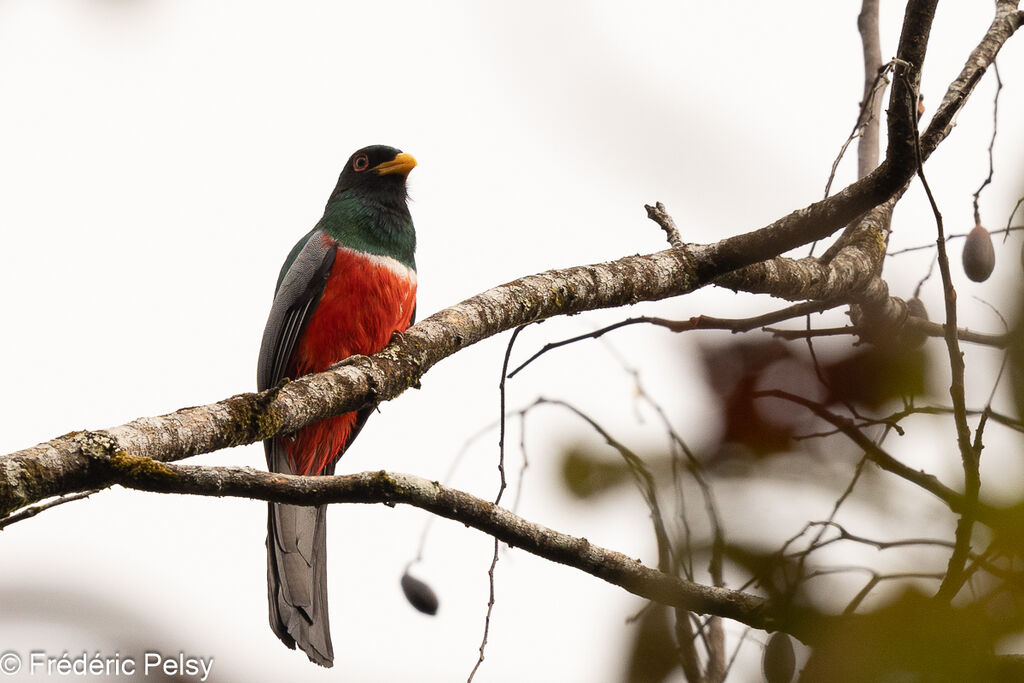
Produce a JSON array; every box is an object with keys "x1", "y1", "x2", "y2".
[
  {"x1": 763, "y1": 632, "x2": 796, "y2": 683},
  {"x1": 962, "y1": 224, "x2": 995, "y2": 282},
  {"x1": 400, "y1": 570, "x2": 439, "y2": 615},
  {"x1": 907, "y1": 296, "x2": 928, "y2": 320},
  {"x1": 900, "y1": 296, "x2": 929, "y2": 349}
]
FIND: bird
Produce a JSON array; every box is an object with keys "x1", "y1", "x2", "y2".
[{"x1": 256, "y1": 145, "x2": 418, "y2": 667}]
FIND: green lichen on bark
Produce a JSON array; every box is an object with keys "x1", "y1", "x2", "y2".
[
  {"x1": 108, "y1": 451, "x2": 177, "y2": 482},
  {"x1": 220, "y1": 391, "x2": 285, "y2": 448},
  {"x1": 0, "y1": 458, "x2": 49, "y2": 517}
]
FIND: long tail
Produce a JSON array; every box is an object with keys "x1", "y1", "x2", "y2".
[
  {"x1": 266, "y1": 499, "x2": 333, "y2": 667},
  {"x1": 265, "y1": 437, "x2": 335, "y2": 666}
]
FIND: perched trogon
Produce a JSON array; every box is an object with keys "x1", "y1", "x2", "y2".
[{"x1": 256, "y1": 145, "x2": 418, "y2": 667}]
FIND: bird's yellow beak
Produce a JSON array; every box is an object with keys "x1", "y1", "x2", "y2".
[{"x1": 373, "y1": 152, "x2": 417, "y2": 177}]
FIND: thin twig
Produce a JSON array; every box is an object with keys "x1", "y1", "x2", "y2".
[
  {"x1": 872, "y1": 403, "x2": 1024, "y2": 434},
  {"x1": 767, "y1": 326, "x2": 858, "y2": 340},
  {"x1": 972, "y1": 61, "x2": 1002, "y2": 227},
  {"x1": 816, "y1": 24, "x2": 890, "y2": 252},
  {"x1": 645, "y1": 202, "x2": 683, "y2": 249},
  {"x1": 511, "y1": 412, "x2": 530, "y2": 514},
  {"x1": 508, "y1": 301, "x2": 844, "y2": 379},
  {"x1": 789, "y1": 456, "x2": 871, "y2": 603},
  {"x1": 720, "y1": 627, "x2": 752, "y2": 681},
  {"x1": 496, "y1": 327, "x2": 528, "y2": 506},
  {"x1": 752, "y1": 390, "x2": 997, "y2": 526},
  {"x1": 531, "y1": 395, "x2": 704, "y2": 679},
  {"x1": 900, "y1": 71, "x2": 978, "y2": 602},
  {"x1": 802, "y1": 520, "x2": 957, "y2": 554},
  {"x1": 888, "y1": 224, "x2": 1024, "y2": 255},
  {"x1": 0, "y1": 489, "x2": 102, "y2": 531},
  {"x1": 822, "y1": 65, "x2": 893, "y2": 201},
  {"x1": 1006, "y1": 201, "x2": 1024, "y2": 241},
  {"x1": 674, "y1": 605, "x2": 705, "y2": 683},
  {"x1": 635, "y1": 379, "x2": 727, "y2": 680},
  {"x1": 912, "y1": 255, "x2": 938, "y2": 298},
  {"x1": 534, "y1": 397, "x2": 674, "y2": 569},
  {"x1": 467, "y1": 324, "x2": 530, "y2": 682},
  {"x1": 844, "y1": 572, "x2": 945, "y2": 614},
  {"x1": 466, "y1": 538, "x2": 500, "y2": 683},
  {"x1": 766, "y1": 314, "x2": 1008, "y2": 348}
]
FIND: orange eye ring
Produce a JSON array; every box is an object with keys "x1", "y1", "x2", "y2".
[{"x1": 353, "y1": 153, "x2": 370, "y2": 172}]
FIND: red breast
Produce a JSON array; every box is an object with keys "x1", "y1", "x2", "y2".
[{"x1": 284, "y1": 246, "x2": 417, "y2": 476}]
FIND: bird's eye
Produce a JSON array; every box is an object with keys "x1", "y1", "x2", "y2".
[{"x1": 353, "y1": 154, "x2": 370, "y2": 172}]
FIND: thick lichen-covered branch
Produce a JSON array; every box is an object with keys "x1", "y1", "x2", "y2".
[{"x1": 715, "y1": 203, "x2": 892, "y2": 304}]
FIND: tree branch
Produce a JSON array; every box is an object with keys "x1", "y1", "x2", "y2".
[
  {"x1": 73, "y1": 454, "x2": 822, "y2": 638},
  {"x1": 920, "y1": 5, "x2": 1023, "y2": 158},
  {"x1": 646, "y1": 202, "x2": 684, "y2": 249},
  {"x1": 858, "y1": 0, "x2": 884, "y2": 179},
  {"x1": 908, "y1": 71, "x2": 981, "y2": 601},
  {"x1": 767, "y1": 314, "x2": 1008, "y2": 348}
]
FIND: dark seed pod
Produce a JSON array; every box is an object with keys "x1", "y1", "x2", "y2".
[
  {"x1": 962, "y1": 224, "x2": 995, "y2": 282},
  {"x1": 906, "y1": 296, "x2": 928, "y2": 321},
  {"x1": 401, "y1": 571, "x2": 439, "y2": 615},
  {"x1": 763, "y1": 632, "x2": 796, "y2": 683},
  {"x1": 900, "y1": 296, "x2": 929, "y2": 349}
]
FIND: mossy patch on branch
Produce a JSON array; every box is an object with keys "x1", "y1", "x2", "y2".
[
  {"x1": 109, "y1": 451, "x2": 177, "y2": 482},
  {"x1": 221, "y1": 392, "x2": 285, "y2": 448}
]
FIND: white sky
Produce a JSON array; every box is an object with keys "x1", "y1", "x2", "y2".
[{"x1": 1, "y1": 2, "x2": 1022, "y2": 681}]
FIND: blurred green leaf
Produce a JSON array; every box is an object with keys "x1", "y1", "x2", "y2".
[
  {"x1": 821, "y1": 345, "x2": 929, "y2": 408},
  {"x1": 562, "y1": 448, "x2": 632, "y2": 499},
  {"x1": 801, "y1": 588, "x2": 1024, "y2": 682}
]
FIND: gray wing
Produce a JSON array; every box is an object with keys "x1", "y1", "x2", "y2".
[
  {"x1": 257, "y1": 231, "x2": 336, "y2": 394},
  {"x1": 259, "y1": 230, "x2": 337, "y2": 666}
]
